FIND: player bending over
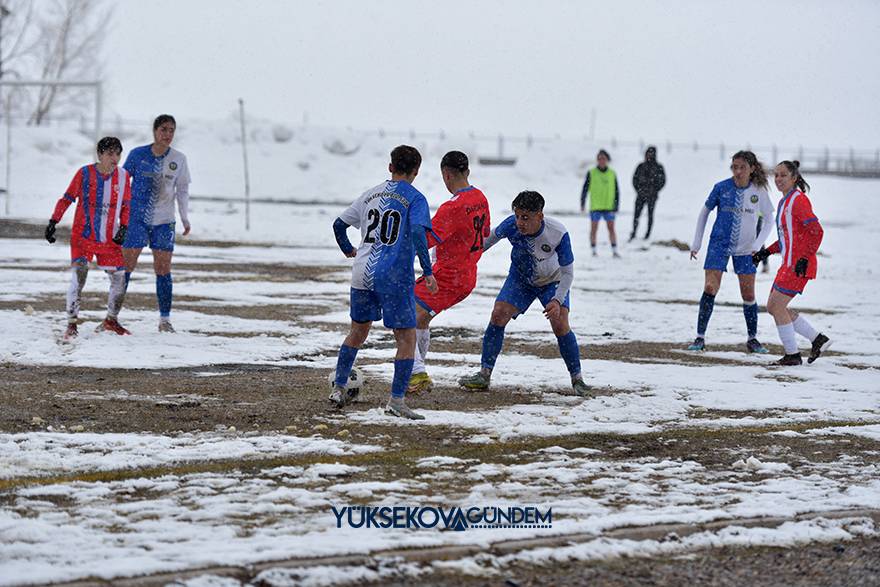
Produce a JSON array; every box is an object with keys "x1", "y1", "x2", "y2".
[
  {"x1": 46, "y1": 137, "x2": 132, "y2": 339},
  {"x1": 330, "y1": 145, "x2": 438, "y2": 420},
  {"x1": 459, "y1": 190, "x2": 590, "y2": 396},
  {"x1": 408, "y1": 151, "x2": 490, "y2": 393}
]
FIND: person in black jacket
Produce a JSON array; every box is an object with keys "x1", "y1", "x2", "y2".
[{"x1": 630, "y1": 145, "x2": 666, "y2": 241}]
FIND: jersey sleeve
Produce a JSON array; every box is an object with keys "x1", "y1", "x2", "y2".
[
  {"x1": 339, "y1": 196, "x2": 364, "y2": 228},
  {"x1": 794, "y1": 196, "x2": 823, "y2": 255},
  {"x1": 409, "y1": 194, "x2": 432, "y2": 230},
  {"x1": 495, "y1": 215, "x2": 518, "y2": 239},
  {"x1": 175, "y1": 156, "x2": 191, "y2": 226},
  {"x1": 120, "y1": 171, "x2": 132, "y2": 225},
  {"x1": 704, "y1": 183, "x2": 720, "y2": 210},
  {"x1": 428, "y1": 200, "x2": 454, "y2": 247},
  {"x1": 51, "y1": 169, "x2": 83, "y2": 222},
  {"x1": 555, "y1": 232, "x2": 574, "y2": 266},
  {"x1": 123, "y1": 150, "x2": 136, "y2": 175}
]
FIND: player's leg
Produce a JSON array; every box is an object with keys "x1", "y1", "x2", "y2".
[
  {"x1": 150, "y1": 223, "x2": 176, "y2": 332},
  {"x1": 95, "y1": 246, "x2": 130, "y2": 335},
  {"x1": 459, "y1": 300, "x2": 520, "y2": 391},
  {"x1": 690, "y1": 268, "x2": 722, "y2": 350},
  {"x1": 645, "y1": 195, "x2": 657, "y2": 239},
  {"x1": 331, "y1": 288, "x2": 377, "y2": 407},
  {"x1": 606, "y1": 216, "x2": 619, "y2": 257},
  {"x1": 630, "y1": 196, "x2": 644, "y2": 241},
  {"x1": 589, "y1": 216, "x2": 599, "y2": 256},
  {"x1": 735, "y1": 258, "x2": 766, "y2": 353},
  {"x1": 788, "y1": 302, "x2": 831, "y2": 364},
  {"x1": 65, "y1": 258, "x2": 89, "y2": 338},
  {"x1": 122, "y1": 220, "x2": 148, "y2": 290},
  {"x1": 409, "y1": 304, "x2": 434, "y2": 393},
  {"x1": 539, "y1": 285, "x2": 590, "y2": 396},
  {"x1": 381, "y1": 290, "x2": 424, "y2": 419},
  {"x1": 767, "y1": 287, "x2": 801, "y2": 364}
]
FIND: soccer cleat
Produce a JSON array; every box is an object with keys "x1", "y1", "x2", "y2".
[
  {"x1": 746, "y1": 338, "x2": 769, "y2": 354},
  {"x1": 407, "y1": 372, "x2": 433, "y2": 394},
  {"x1": 458, "y1": 371, "x2": 491, "y2": 391},
  {"x1": 158, "y1": 320, "x2": 176, "y2": 333},
  {"x1": 591, "y1": 250, "x2": 598, "y2": 257},
  {"x1": 808, "y1": 334, "x2": 832, "y2": 364},
  {"x1": 612, "y1": 251, "x2": 621, "y2": 258},
  {"x1": 385, "y1": 397, "x2": 425, "y2": 420},
  {"x1": 572, "y1": 378, "x2": 591, "y2": 397},
  {"x1": 345, "y1": 387, "x2": 360, "y2": 404},
  {"x1": 776, "y1": 353, "x2": 803, "y2": 366},
  {"x1": 96, "y1": 317, "x2": 131, "y2": 335},
  {"x1": 628, "y1": 233, "x2": 636, "y2": 243},
  {"x1": 687, "y1": 337, "x2": 706, "y2": 351},
  {"x1": 63, "y1": 323, "x2": 78, "y2": 340},
  {"x1": 328, "y1": 384, "x2": 349, "y2": 409}
]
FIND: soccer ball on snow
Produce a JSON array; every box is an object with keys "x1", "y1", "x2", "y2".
[{"x1": 328, "y1": 367, "x2": 364, "y2": 400}]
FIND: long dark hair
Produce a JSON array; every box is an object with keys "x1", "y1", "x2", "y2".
[
  {"x1": 731, "y1": 150, "x2": 768, "y2": 189},
  {"x1": 778, "y1": 160, "x2": 810, "y2": 193}
]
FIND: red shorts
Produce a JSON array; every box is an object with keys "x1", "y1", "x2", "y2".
[
  {"x1": 414, "y1": 265, "x2": 476, "y2": 315},
  {"x1": 773, "y1": 267, "x2": 810, "y2": 297},
  {"x1": 70, "y1": 237, "x2": 124, "y2": 269}
]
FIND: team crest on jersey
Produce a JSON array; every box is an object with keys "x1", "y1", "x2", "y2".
[
  {"x1": 169, "y1": 162, "x2": 178, "y2": 171},
  {"x1": 541, "y1": 244, "x2": 552, "y2": 253},
  {"x1": 750, "y1": 194, "x2": 759, "y2": 203}
]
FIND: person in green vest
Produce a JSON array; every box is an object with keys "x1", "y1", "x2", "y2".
[{"x1": 580, "y1": 149, "x2": 620, "y2": 257}]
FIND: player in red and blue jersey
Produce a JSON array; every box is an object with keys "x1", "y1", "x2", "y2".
[
  {"x1": 753, "y1": 161, "x2": 830, "y2": 365},
  {"x1": 122, "y1": 114, "x2": 191, "y2": 333},
  {"x1": 330, "y1": 145, "x2": 438, "y2": 420},
  {"x1": 45, "y1": 137, "x2": 132, "y2": 339},
  {"x1": 408, "y1": 151, "x2": 490, "y2": 393}
]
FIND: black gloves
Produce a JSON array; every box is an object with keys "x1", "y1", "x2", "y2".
[
  {"x1": 45, "y1": 220, "x2": 57, "y2": 244},
  {"x1": 112, "y1": 225, "x2": 127, "y2": 246},
  {"x1": 752, "y1": 247, "x2": 769, "y2": 267},
  {"x1": 794, "y1": 258, "x2": 808, "y2": 277}
]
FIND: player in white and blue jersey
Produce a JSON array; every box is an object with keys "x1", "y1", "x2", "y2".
[
  {"x1": 688, "y1": 150, "x2": 774, "y2": 353},
  {"x1": 459, "y1": 191, "x2": 590, "y2": 396},
  {"x1": 121, "y1": 114, "x2": 191, "y2": 333},
  {"x1": 330, "y1": 145, "x2": 438, "y2": 420}
]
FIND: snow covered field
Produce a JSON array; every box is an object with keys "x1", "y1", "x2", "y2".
[{"x1": 1, "y1": 121, "x2": 879, "y2": 585}]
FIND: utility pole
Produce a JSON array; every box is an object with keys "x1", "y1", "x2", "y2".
[{"x1": 238, "y1": 98, "x2": 251, "y2": 231}]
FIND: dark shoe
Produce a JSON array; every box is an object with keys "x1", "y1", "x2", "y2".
[
  {"x1": 746, "y1": 338, "x2": 769, "y2": 354},
  {"x1": 776, "y1": 353, "x2": 803, "y2": 366},
  {"x1": 64, "y1": 323, "x2": 78, "y2": 340},
  {"x1": 628, "y1": 233, "x2": 636, "y2": 243},
  {"x1": 808, "y1": 334, "x2": 832, "y2": 364},
  {"x1": 687, "y1": 337, "x2": 705, "y2": 351}
]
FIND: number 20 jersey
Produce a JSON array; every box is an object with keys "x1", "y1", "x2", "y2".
[{"x1": 339, "y1": 180, "x2": 432, "y2": 293}]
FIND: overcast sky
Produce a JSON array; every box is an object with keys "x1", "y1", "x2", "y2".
[{"x1": 105, "y1": 0, "x2": 880, "y2": 149}]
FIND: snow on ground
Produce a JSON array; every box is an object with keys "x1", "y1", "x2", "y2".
[{"x1": 1, "y1": 121, "x2": 879, "y2": 584}]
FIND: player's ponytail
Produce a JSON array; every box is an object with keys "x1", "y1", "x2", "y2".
[
  {"x1": 732, "y1": 150, "x2": 768, "y2": 189},
  {"x1": 779, "y1": 160, "x2": 811, "y2": 193}
]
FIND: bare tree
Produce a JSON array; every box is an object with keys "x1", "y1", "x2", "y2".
[
  {"x1": 27, "y1": 0, "x2": 111, "y2": 125},
  {"x1": 0, "y1": 0, "x2": 38, "y2": 81}
]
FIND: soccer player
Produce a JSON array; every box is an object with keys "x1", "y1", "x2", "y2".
[
  {"x1": 688, "y1": 150, "x2": 774, "y2": 353},
  {"x1": 459, "y1": 191, "x2": 590, "y2": 396},
  {"x1": 580, "y1": 149, "x2": 620, "y2": 258},
  {"x1": 122, "y1": 114, "x2": 191, "y2": 333},
  {"x1": 45, "y1": 137, "x2": 132, "y2": 339},
  {"x1": 753, "y1": 161, "x2": 830, "y2": 365},
  {"x1": 408, "y1": 151, "x2": 490, "y2": 393},
  {"x1": 330, "y1": 145, "x2": 438, "y2": 420}
]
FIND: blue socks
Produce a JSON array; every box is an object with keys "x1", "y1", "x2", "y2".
[
  {"x1": 481, "y1": 324, "x2": 506, "y2": 371},
  {"x1": 156, "y1": 273, "x2": 173, "y2": 318},
  {"x1": 743, "y1": 301, "x2": 758, "y2": 338},
  {"x1": 697, "y1": 292, "x2": 715, "y2": 337},
  {"x1": 557, "y1": 331, "x2": 582, "y2": 376},
  {"x1": 334, "y1": 344, "x2": 359, "y2": 387},
  {"x1": 391, "y1": 358, "x2": 414, "y2": 399}
]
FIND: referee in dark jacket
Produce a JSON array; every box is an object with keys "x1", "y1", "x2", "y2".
[{"x1": 630, "y1": 145, "x2": 666, "y2": 241}]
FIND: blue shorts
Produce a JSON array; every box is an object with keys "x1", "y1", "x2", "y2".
[
  {"x1": 350, "y1": 288, "x2": 416, "y2": 329},
  {"x1": 704, "y1": 247, "x2": 756, "y2": 275},
  {"x1": 124, "y1": 222, "x2": 176, "y2": 251},
  {"x1": 496, "y1": 274, "x2": 570, "y2": 317},
  {"x1": 590, "y1": 211, "x2": 615, "y2": 222}
]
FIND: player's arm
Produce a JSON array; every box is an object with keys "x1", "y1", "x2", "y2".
[
  {"x1": 545, "y1": 233, "x2": 575, "y2": 319},
  {"x1": 47, "y1": 170, "x2": 82, "y2": 243},
  {"x1": 580, "y1": 172, "x2": 590, "y2": 211},
  {"x1": 113, "y1": 173, "x2": 132, "y2": 245},
  {"x1": 427, "y1": 201, "x2": 452, "y2": 249},
  {"x1": 332, "y1": 218, "x2": 356, "y2": 257},
  {"x1": 632, "y1": 165, "x2": 641, "y2": 191},
  {"x1": 483, "y1": 215, "x2": 515, "y2": 251},
  {"x1": 614, "y1": 175, "x2": 620, "y2": 211},
  {"x1": 175, "y1": 159, "x2": 192, "y2": 235},
  {"x1": 690, "y1": 205, "x2": 711, "y2": 259},
  {"x1": 657, "y1": 164, "x2": 666, "y2": 192},
  {"x1": 751, "y1": 192, "x2": 775, "y2": 252},
  {"x1": 409, "y1": 195, "x2": 437, "y2": 292},
  {"x1": 795, "y1": 198, "x2": 824, "y2": 258}
]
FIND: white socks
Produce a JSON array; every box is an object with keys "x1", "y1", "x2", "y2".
[
  {"x1": 792, "y1": 315, "x2": 818, "y2": 342},
  {"x1": 106, "y1": 271, "x2": 126, "y2": 319},
  {"x1": 776, "y1": 322, "x2": 798, "y2": 354},
  {"x1": 66, "y1": 264, "x2": 89, "y2": 322},
  {"x1": 412, "y1": 328, "x2": 431, "y2": 375}
]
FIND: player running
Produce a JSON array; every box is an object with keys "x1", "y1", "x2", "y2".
[
  {"x1": 122, "y1": 114, "x2": 191, "y2": 333},
  {"x1": 688, "y1": 150, "x2": 774, "y2": 353},
  {"x1": 408, "y1": 151, "x2": 490, "y2": 393},
  {"x1": 459, "y1": 191, "x2": 590, "y2": 396},
  {"x1": 330, "y1": 145, "x2": 438, "y2": 420},
  {"x1": 580, "y1": 149, "x2": 620, "y2": 258},
  {"x1": 45, "y1": 137, "x2": 132, "y2": 339},
  {"x1": 752, "y1": 161, "x2": 830, "y2": 365}
]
